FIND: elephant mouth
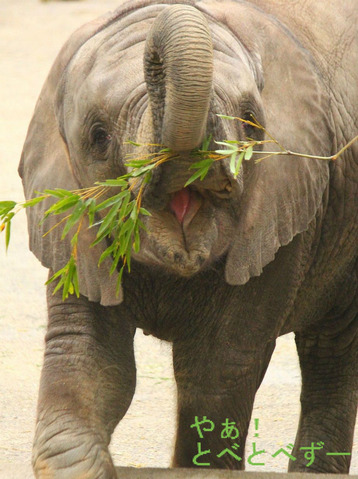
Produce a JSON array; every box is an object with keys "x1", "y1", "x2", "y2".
[{"x1": 169, "y1": 187, "x2": 202, "y2": 229}]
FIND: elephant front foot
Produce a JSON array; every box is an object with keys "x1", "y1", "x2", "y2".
[{"x1": 33, "y1": 417, "x2": 117, "y2": 479}]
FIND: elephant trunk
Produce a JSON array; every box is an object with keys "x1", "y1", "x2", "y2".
[{"x1": 144, "y1": 5, "x2": 213, "y2": 152}]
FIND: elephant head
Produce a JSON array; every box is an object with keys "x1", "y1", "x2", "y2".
[{"x1": 19, "y1": 0, "x2": 331, "y2": 306}]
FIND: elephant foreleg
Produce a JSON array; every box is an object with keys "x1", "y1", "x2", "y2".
[
  {"x1": 290, "y1": 317, "x2": 358, "y2": 473},
  {"x1": 33, "y1": 279, "x2": 136, "y2": 479},
  {"x1": 172, "y1": 335, "x2": 275, "y2": 469}
]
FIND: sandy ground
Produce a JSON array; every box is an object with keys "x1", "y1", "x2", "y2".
[{"x1": 0, "y1": 1, "x2": 356, "y2": 478}]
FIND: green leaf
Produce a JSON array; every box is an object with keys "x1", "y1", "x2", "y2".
[
  {"x1": 144, "y1": 171, "x2": 152, "y2": 184},
  {"x1": 61, "y1": 201, "x2": 87, "y2": 239},
  {"x1": 0, "y1": 201, "x2": 17, "y2": 217},
  {"x1": 185, "y1": 169, "x2": 206, "y2": 187},
  {"x1": 52, "y1": 276, "x2": 65, "y2": 295},
  {"x1": 63, "y1": 259, "x2": 75, "y2": 300},
  {"x1": 116, "y1": 266, "x2": 125, "y2": 295},
  {"x1": 221, "y1": 140, "x2": 240, "y2": 145},
  {"x1": 96, "y1": 178, "x2": 128, "y2": 187},
  {"x1": 125, "y1": 140, "x2": 141, "y2": 147},
  {"x1": 130, "y1": 163, "x2": 156, "y2": 177},
  {"x1": 5, "y1": 220, "x2": 11, "y2": 251},
  {"x1": 43, "y1": 195, "x2": 80, "y2": 218},
  {"x1": 97, "y1": 201, "x2": 122, "y2": 237},
  {"x1": 130, "y1": 203, "x2": 138, "y2": 221},
  {"x1": 189, "y1": 158, "x2": 213, "y2": 170},
  {"x1": 139, "y1": 207, "x2": 151, "y2": 216},
  {"x1": 45, "y1": 267, "x2": 65, "y2": 285},
  {"x1": 244, "y1": 145, "x2": 253, "y2": 161},
  {"x1": 43, "y1": 188, "x2": 73, "y2": 198},
  {"x1": 72, "y1": 267, "x2": 80, "y2": 298},
  {"x1": 217, "y1": 114, "x2": 236, "y2": 120},
  {"x1": 90, "y1": 230, "x2": 110, "y2": 247},
  {"x1": 234, "y1": 151, "x2": 245, "y2": 177},
  {"x1": 201, "y1": 134, "x2": 212, "y2": 152},
  {"x1": 230, "y1": 151, "x2": 238, "y2": 175},
  {"x1": 22, "y1": 196, "x2": 47, "y2": 208},
  {"x1": 215, "y1": 149, "x2": 232, "y2": 156},
  {"x1": 98, "y1": 244, "x2": 115, "y2": 266},
  {"x1": 125, "y1": 159, "x2": 153, "y2": 168},
  {"x1": 214, "y1": 141, "x2": 237, "y2": 149},
  {"x1": 94, "y1": 191, "x2": 128, "y2": 212},
  {"x1": 133, "y1": 226, "x2": 141, "y2": 253},
  {"x1": 70, "y1": 231, "x2": 79, "y2": 248},
  {"x1": 110, "y1": 247, "x2": 123, "y2": 275},
  {"x1": 118, "y1": 193, "x2": 131, "y2": 219},
  {"x1": 126, "y1": 249, "x2": 132, "y2": 272},
  {"x1": 86, "y1": 198, "x2": 97, "y2": 226}
]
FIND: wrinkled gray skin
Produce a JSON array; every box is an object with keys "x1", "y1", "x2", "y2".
[{"x1": 19, "y1": 0, "x2": 357, "y2": 477}]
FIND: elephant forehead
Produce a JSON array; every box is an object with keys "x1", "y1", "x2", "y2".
[
  {"x1": 63, "y1": 47, "x2": 147, "y2": 131},
  {"x1": 208, "y1": 18, "x2": 263, "y2": 91},
  {"x1": 213, "y1": 56, "x2": 261, "y2": 105}
]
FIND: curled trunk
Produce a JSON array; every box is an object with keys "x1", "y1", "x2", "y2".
[{"x1": 144, "y1": 5, "x2": 213, "y2": 152}]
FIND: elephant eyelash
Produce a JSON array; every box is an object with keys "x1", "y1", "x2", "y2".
[{"x1": 89, "y1": 124, "x2": 112, "y2": 151}]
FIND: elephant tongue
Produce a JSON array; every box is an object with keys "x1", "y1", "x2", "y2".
[{"x1": 170, "y1": 188, "x2": 192, "y2": 224}]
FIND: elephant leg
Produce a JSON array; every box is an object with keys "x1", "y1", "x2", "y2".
[
  {"x1": 172, "y1": 334, "x2": 275, "y2": 469},
  {"x1": 33, "y1": 281, "x2": 136, "y2": 479},
  {"x1": 290, "y1": 319, "x2": 357, "y2": 473}
]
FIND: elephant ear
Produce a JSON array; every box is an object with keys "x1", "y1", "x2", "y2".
[
  {"x1": 18, "y1": 11, "x2": 123, "y2": 306},
  {"x1": 224, "y1": 14, "x2": 333, "y2": 285}
]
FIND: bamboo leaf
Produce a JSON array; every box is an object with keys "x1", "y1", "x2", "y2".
[
  {"x1": 125, "y1": 140, "x2": 141, "y2": 147},
  {"x1": 45, "y1": 267, "x2": 65, "y2": 284},
  {"x1": 189, "y1": 158, "x2": 213, "y2": 169},
  {"x1": 44, "y1": 195, "x2": 80, "y2": 217},
  {"x1": 244, "y1": 145, "x2": 253, "y2": 160},
  {"x1": 185, "y1": 169, "x2": 206, "y2": 187},
  {"x1": 0, "y1": 201, "x2": 17, "y2": 216},
  {"x1": 230, "y1": 151, "x2": 238, "y2": 175},
  {"x1": 139, "y1": 207, "x2": 151, "y2": 216},
  {"x1": 214, "y1": 141, "x2": 237, "y2": 149},
  {"x1": 70, "y1": 231, "x2": 79, "y2": 248},
  {"x1": 86, "y1": 198, "x2": 97, "y2": 226},
  {"x1": 61, "y1": 201, "x2": 87, "y2": 239},
  {"x1": 53, "y1": 276, "x2": 65, "y2": 295},
  {"x1": 144, "y1": 171, "x2": 152, "y2": 184},
  {"x1": 94, "y1": 191, "x2": 128, "y2": 212},
  {"x1": 201, "y1": 134, "x2": 212, "y2": 152},
  {"x1": 215, "y1": 149, "x2": 232, "y2": 156},
  {"x1": 97, "y1": 201, "x2": 122, "y2": 237},
  {"x1": 96, "y1": 178, "x2": 128, "y2": 187},
  {"x1": 116, "y1": 266, "x2": 125, "y2": 295},
  {"x1": 72, "y1": 267, "x2": 80, "y2": 298},
  {"x1": 125, "y1": 159, "x2": 153, "y2": 167},
  {"x1": 43, "y1": 188, "x2": 74, "y2": 198},
  {"x1": 133, "y1": 226, "x2": 141, "y2": 253},
  {"x1": 98, "y1": 244, "x2": 115, "y2": 266},
  {"x1": 130, "y1": 164, "x2": 156, "y2": 177},
  {"x1": 23, "y1": 196, "x2": 47, "y2": 208},
  {"x1": 217, "y1": 114, "x2": 236, "y2": 120},
  {"x1": 5, "y1": 220, "x2": 11, "y2": 252},
  {"x1": 234, "y1": 151, "x2": 245, "y2": 177}
]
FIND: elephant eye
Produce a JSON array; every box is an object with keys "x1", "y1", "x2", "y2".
[
  {"x1": 90, "y1": 124, "x2": 112, "y2": 149},
  {"x1": 242, "y1": 112, "x2": 257, "y2": 139}
]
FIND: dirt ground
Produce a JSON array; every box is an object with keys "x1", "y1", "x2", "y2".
[{"x1": 0, "y1": 1, "x2": 356, "y2": 478}]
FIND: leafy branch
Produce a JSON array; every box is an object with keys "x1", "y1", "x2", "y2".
[
  {"x1": 1, "y1": 116, "x2": 357, "y2": 300},
  {"x1": 185, "y1": 115, "x2": 358, "y2": 184},
  {"x1": 0, "y1": 148, "x2": 175, "y2": 300}
]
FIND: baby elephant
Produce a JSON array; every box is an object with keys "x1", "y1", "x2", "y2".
[{"x1": 19, "y1": 0, "x2": 357, "y2": 477}]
